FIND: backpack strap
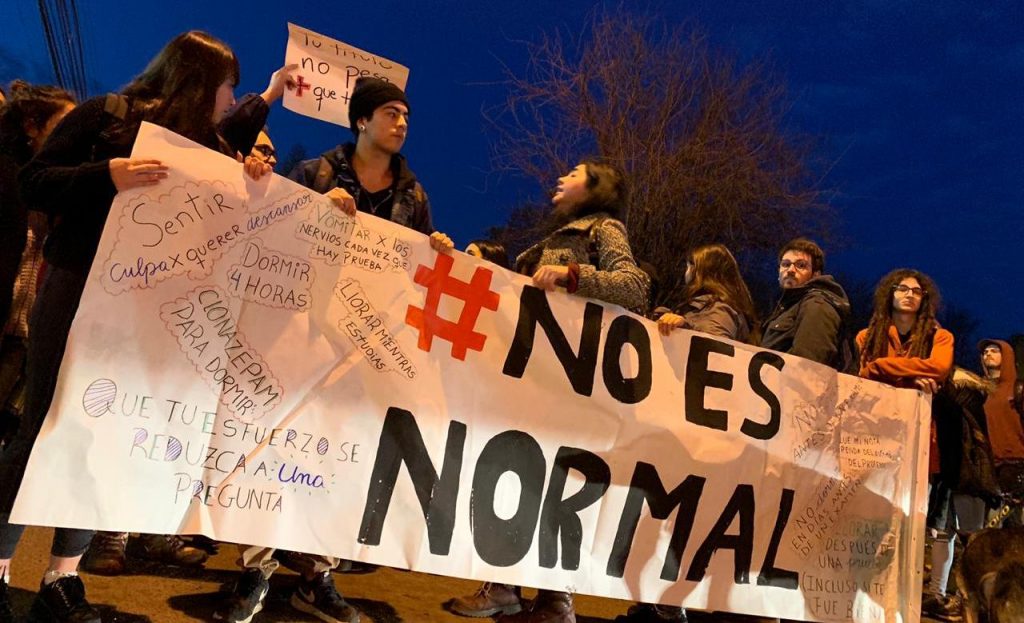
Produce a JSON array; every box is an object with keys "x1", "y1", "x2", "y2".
[{"x1": 103, "y1": 94, "x2": 129, "y2": 120}]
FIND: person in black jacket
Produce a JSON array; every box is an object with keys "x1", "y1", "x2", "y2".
[
  {"x1": 2, "y1": 31, "x2": 278, "y2": 623},
  {"x1": 0, "y1": 82, "x2": 75, "y2": 340},
  {"x1": 761, "y1": 238, "x2": 852, "y2": 370},
  {"x1": 284, "y1": 77, "x2": 453, "y2": 252}
]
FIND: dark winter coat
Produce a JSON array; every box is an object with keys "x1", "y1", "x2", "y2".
[
  {"x1": 19, "y1": 93, "x2": 267, "y2": 274},
  {"x1": 288, "y1": 143, "x2": 433, "y2": 235},
  {"x1": 514, "y1": 212, "x2": 649, "y2": 313},
  {"x1": 761, "y1": 274, "x2": 851, "y2": 369},
  {"x1": 0, "y1": 154, "x2": 27, "y2": 325}
]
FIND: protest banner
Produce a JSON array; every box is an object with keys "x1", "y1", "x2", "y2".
[
  {"x1": 282, "y1": 22, "x2": 409, "y2": 126},
  {"x1": 12, "y1": 123, "x2": 928, "y2": 622}
]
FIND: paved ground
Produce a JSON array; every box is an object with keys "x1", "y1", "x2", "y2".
[{"x1": 7, "y1": 527, "x2": 942, "y2": 622}]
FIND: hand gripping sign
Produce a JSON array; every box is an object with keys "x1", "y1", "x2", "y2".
[{"x1": 283, "y1": 22, "x2": 410, "y2": 127}]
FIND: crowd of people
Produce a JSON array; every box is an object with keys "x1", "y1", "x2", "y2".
[{"x1": 0, "y1": 28, "x2": 1021, "y2": 623}]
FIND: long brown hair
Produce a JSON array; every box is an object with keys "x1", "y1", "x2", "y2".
[
  {"x1": 860, "y1": 268, "x2": 941, "y2": 366},
  {"x1": 683, "y1": 244, "x2": 760, "y2": 344},
  {"x1": 121, "y1": 31, "x2": 239, "y2": 145}
]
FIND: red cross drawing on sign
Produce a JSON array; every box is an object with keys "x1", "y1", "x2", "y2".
[{"x1": 288, "y1": 75, "x2": 311, "y2": 97}]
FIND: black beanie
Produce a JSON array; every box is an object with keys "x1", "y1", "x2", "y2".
[{"x1": 348, "y1": 77, "x2": 409, "y2": 130}]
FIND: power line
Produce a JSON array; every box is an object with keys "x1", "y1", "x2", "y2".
[{"x1": 37, "y1": 0, "x2": 88, "y2": 98}]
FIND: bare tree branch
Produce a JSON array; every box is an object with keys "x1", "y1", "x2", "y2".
[{"x1": 486, "y1": 11, "x2": 835, "y2": 308}]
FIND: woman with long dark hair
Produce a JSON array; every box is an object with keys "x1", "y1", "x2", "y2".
[
  {"x1": 855, "y1": 268, "x2": 956, "y2": 620},
  {"x1": 465, "y1": 239, "x2": 510, "y2": 270},
  {"x1": 515, "y1": 160, "x2": 649, "y2": 314},
  {"x1": 0, "y1": 31, "x2": 260, "y2": 623},
  {"x1": 449, "y1": 161, "x2": 648, "y2": 623},
  {"x1": 656, "y1": 243, "x2": 759, "y2": 344}
]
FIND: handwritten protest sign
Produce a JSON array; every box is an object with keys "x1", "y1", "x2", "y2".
[
  {"x1": 282, "y1": 22, "x2": 409, "y2": 126},
  {"x1": 12, "y1": 123, "x2": 928, "y2": 622}
]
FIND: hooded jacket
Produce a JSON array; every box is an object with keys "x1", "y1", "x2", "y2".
[
  {"x1": 982, "y1": 340, "x2": 1024, "y2": 463},
  {"x1": 761, "y1": 274, "x2": 851, "y2": 368},
  {"x1": 288, "y1": 143, "x2": 433, "y2": 235}
]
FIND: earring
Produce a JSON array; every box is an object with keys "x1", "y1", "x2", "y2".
[{"x1": 359, "y1": 125, "x2": 365, "y2": 131}]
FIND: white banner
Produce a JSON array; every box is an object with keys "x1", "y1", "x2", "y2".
[
  {"x1": 12, "y1": 124, "x2": 928, "y2": 622},
  {"x1": 283, "y1": 22, "x2": 409, "y2": 127}
]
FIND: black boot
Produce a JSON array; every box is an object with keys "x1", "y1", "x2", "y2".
[{"x1": 29, "y1": 575, "x2": 101, "y2": 623}]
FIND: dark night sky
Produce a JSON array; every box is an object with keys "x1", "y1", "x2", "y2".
[{"x1": 2, "y1": 1, "x2": 1021, "y2": 349}]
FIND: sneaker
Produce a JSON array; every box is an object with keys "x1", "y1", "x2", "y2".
[
  {"x1": 921, "y1": 593, "x2": 963, "y2": 622},
  {"x1": 81, "y1": 531, "x2": 128, "y2": 575},
  {"x1": 449, "y1": 582, "x2": 522, "y2": 617},
  {"x1": 28, "y1": 575, "x2": 101, "y2": 623},
  {"x1": 129, "y1": 533, "x2": 208, "y2": 567},
  {"x1": 213, "y1": 569, "x2": 269, "y2": 623},
  {"x1": 1, "y1": 576, "x2": 13, "y2": 623},
  {"x1": 290, "y1": 572, "x2": 359, "y2": 623}
]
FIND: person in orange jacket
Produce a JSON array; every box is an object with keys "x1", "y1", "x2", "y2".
[
  {"x1": 979, "y1": 339, "x2": 1024, "y2": 515},
  {"x1": 855, "y1": 268, "x2": 956, "y2": 620}
]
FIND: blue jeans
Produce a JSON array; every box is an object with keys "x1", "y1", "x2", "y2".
[{"x1": 0, "y1": 265, "x2": 92, "y2": 558}]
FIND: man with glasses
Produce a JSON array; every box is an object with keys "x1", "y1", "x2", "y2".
[
  {"x1": 761, "y1": 238, "x2": 852, "y2": 370},
  {"x1": 250, "y1": 127, "x2": 277, "y2": 169}
]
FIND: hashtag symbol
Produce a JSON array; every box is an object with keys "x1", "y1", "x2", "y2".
[{"x1": 405, "y1": 253, "x2": 500, "y2": 361}]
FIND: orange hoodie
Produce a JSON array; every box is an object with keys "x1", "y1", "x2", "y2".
[
  {"x1": 856, "y1": 323, "x2": 954, "y2": 474},
  {"x1": 982, "y1": 340, "x2": 1024, "y2": 462},
  {"x1": 855, "y1": 324, "x2": 954, "y2": 387}
]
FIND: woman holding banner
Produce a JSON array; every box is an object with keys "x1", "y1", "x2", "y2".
[
  {"x1": 1, "y1": 31, "x2": 268, "y2": 623},
  {"x1": 613, "y1": 243, "x2": 762, "y2": 623},
  {"x1": 656, "y1": 243, "x2": 759, "y2": 345},
  {"x1": 448, "y1": 160, "x2": 648, "y2": 623}
]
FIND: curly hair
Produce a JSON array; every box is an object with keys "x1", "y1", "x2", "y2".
[
  {"x1": 0, "y1": 80, "x2": 76, "y2": 164},
  {"x1": 682, "y1": 244, "x2": 761, "y2": 344},
  {"x1": 860, "y1": 268, "x2": 941, "y2": 366}
]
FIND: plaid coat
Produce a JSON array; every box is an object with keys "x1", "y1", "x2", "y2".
[{"x1": 515, "y1": 212, "x2": 649, "y2": 313}]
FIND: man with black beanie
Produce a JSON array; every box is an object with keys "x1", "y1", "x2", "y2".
[{"x1": 288, "y1": 76, "x2": 451, "y2": 249}]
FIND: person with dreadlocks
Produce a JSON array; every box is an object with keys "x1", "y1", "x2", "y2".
[{"x1": 854, "y1": 268, "x2": 957, "y2": 621}]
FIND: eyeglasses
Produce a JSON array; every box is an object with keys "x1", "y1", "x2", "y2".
[
  {"x1": 252, "y1": 144, "x2": 276, "y2": 160},
  {"x1": 779, "y1": 260, "x2": 811, "y2": 271},
  {"x1": 893, "y1": 284, "x2": 925, "y2": 297}
]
